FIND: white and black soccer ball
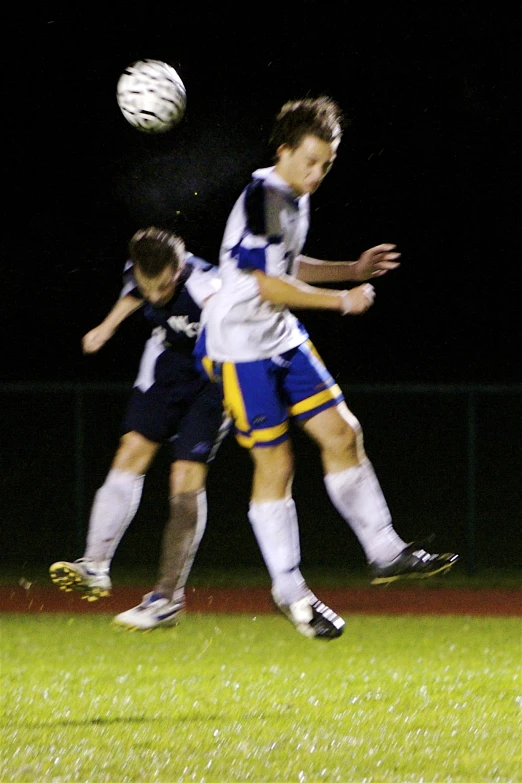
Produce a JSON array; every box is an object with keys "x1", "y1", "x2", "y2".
[{"x1": 116, "y1": 59, "x2": 186, "y2": 133}]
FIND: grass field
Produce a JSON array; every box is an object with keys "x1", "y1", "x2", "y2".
[{"x1": 1, "y1": 611, "x2": 520, "y2": 782}]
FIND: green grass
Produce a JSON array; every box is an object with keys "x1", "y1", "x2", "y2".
[{"x1": 1, "y1": 613, "x2": 520, "y2": 782}]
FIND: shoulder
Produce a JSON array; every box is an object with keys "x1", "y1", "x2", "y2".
[
  {"x1": 244, "y1": 180, "x2": 290, "y2": 239},
  {"x1": 184, "y1": 254, "x2": 221, "y2": 306},
  {"x1": 120, "y1": 259, "x2": 140, "y2": 298},
  {"x1": 185, "y1": 253, "x2": 218, "y2": 274}
]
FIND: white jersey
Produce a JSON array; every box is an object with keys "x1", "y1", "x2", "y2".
[{"x1": 201, "y1": 166, "x2": 310, "y2": 361}]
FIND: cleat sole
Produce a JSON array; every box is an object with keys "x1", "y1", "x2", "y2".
[
  {"x1": 49, "y1": 563, "x2": 111, "y2": 599},
  {"x1": 371, "y1": 559, "x2": 457, "y2": 585}
]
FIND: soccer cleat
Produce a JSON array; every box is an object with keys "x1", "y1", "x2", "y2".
[
  {"x1": 49, "y1": 558, "x2": 112, "y2": 601},
  {"x1": 370, "y1": 544, "x2": 459, "y2": 585},
  {"x1": 113, "y1": 592, "x2": 185, "y2": 631},
  {"x1": 272, "y1": 588, "x2": 345, "y2": 640}
]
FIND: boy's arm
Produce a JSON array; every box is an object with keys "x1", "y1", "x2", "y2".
[
  {"x1": 252, "y1": 271, "x2": 375, "y2": 316},
  {"x1": 295, "y1": 244, "x2": 401, "y2": 283},
  {"x1": 82, "y1": 294, "x2": 143, "y2": 354}
]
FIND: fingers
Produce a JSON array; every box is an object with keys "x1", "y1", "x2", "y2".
[
  {"x1": 371, "y1": 259, "x2": 401, "y2": 277},
  {"x1": 368, "y1": 245, "x2": 401, "y2": 263},
  {"x1": 373, "y1": 253, "x2": 401, "y2": 264},
  {"x1": 340, "y1": 284, "x2": 375, "y2": 315},
  {"x1": 377, "y1": 259, "x2": 401, "y2": 267},
  {"x1": 362, "y1": 283, "x2": 375, "y2": 302},
  {"x1": 368, "y1": 243, "x2": 398, "y2": 254}
]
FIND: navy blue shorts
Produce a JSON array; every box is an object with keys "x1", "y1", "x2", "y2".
[{"x1": 121, "y1": 376, "x2": 228, "y2": 463}]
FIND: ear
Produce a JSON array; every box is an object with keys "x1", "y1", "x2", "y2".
[{"x1": 276, "y1": 143, "x2": 291, "y2": 159}]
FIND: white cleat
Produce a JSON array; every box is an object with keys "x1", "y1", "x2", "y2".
[
  {"x1": 49, "y1": 559, "x2": 111, "y2": 601},
  {"x1": 113, "y1": 592, "x2": 185, "y2": 631},
  {"x1": 272, "y1": 588, "x2": 345, "y2": 640}
]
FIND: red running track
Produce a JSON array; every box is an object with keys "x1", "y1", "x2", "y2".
[{"x1": 1, "y1": 585, "x2": 521, "y2": 616}]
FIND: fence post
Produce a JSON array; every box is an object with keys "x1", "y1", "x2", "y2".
[{"x1": 466, "y1": 390, "x2": 477, "y2": 574}]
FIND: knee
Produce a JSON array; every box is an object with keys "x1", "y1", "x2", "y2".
[
  {"x1": 327, "y1": 419, "x2": 362, "y2": 459},
  {"x1": 336, "y1": 405, "x2": 365, "y2": 457},
  {"x1": 112, "y1": 431, "x2": 157, "y2": 473},
  {"x1": 251, "y1": 442, "x2": 294, "y2": 494},
  {"x1": 170, "y1": 461, "x2": 207, "y2": 495}
]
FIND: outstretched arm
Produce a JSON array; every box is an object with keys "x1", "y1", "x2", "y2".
[
  {"x1": 295, "y1": 244, "x2": 401, "y2": 283},
  {"x1": 252, "y1": 271, "x2": 375, "y2": 316},
  {"x1": 82, "y1": 295, "x2": 143, "y2": 354}
]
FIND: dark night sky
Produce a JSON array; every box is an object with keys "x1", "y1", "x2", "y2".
[{"x1": 3, "y1": 3, "x2": 521, "y2": 385}]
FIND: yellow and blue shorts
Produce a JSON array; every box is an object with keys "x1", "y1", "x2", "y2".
[{"x1": 198, "y1": 340, "x2": 344, "y2": 449}]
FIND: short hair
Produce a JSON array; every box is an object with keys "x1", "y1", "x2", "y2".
[
  {"x1": 269, "y1": 97, "x2": 343, "y2": 155},
  {"x1": 128, "y1": 227, "x2": 185, "y2": 278}
]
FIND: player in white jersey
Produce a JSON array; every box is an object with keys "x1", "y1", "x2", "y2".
[
  {"x1": 196, "y1": 97, "x2": 458, "y2": 640},
  {"x1": 50, "y1": 227, "x2": 229, "y2": 630}
]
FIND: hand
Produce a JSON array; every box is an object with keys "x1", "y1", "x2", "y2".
[
  {"x1": 354, "y1": 244, "x2": 401, "y2": 281},
  {"x1": 82, "y1": 324, "x2": 114, "y2": 354},
  {"x1": 340, "y1": 284, "x2": 375, "y2": 316}
]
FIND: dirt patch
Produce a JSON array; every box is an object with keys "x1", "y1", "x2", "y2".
[{"x1": 1, "y1": 585, "x2": 520, "y2": 616}]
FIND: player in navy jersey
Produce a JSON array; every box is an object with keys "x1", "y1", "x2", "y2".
[
  {"x1": 50, "y1": 227, "x2": 229, "y2": 630},
  {"x1": 196, "y1": 97, "x2": 458, "y2": 640}
]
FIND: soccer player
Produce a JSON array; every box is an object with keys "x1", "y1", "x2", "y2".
[
  {"x1": 50, "y1": 227, "x2": 229, "y2": 630},
  {"x1": 195, "y1": 97, "x2": 458, "y2": 640}
]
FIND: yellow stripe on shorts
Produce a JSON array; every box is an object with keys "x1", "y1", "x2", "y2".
[
  {"x1": 222, "y1": 362, "x2": 250, "y2": 433},
  {"x1": 236, "y1": 421, "x2": 289, "y2": 449},
  {"x1": 288, "y1": 383, "x2": 343, "y2": 418},
  {"x1": 201, "y1": 356, "x2": 215, "y2": 381}
]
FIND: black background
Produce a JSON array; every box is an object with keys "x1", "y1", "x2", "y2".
[
  {"x1": 4, "y1": 2, "x2": 520, "y2": 385},
  {"x1": 2, "y1": 3, "x2": 520, "y2": 571}
]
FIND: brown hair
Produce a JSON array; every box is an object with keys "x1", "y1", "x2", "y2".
[
  {"x1": 269, "y1": 96, "x2": 343, "y2": 156},
  {"x1": 128, "y1": 227, "x2": 185, "y2": 278}
]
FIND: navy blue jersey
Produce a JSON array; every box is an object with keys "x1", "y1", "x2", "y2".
[{"x1": 121, "y1": 253, "x2": 221, "y2": 386}]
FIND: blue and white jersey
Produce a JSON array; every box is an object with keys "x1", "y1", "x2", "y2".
[
  {"x1": 121, "y1": 253, "x2": 220, "y2": 391},
  {"x1": 200, "y1": 166, "x2": 310, "y2": 362}
]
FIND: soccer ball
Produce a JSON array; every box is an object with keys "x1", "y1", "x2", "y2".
[{"x1": 116, "y1": 59, "x2": 187, "y2": 133}]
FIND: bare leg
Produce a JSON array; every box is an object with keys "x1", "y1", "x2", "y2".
[{"x1": 154, "y1": 461, "x2": 208, "y2": 601}]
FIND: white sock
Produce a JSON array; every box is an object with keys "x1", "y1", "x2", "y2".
[
  {"x1": 248, "y1": 498, "x2": 307, "y2": 605},
  {"x1": 84, "y1": 468, "x2": 144, "y2": 567},
  {"x1": 324, "y1": 458, "x2": 406, "y2": 566}
]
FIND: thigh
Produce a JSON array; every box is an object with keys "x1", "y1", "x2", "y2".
[
  {"x1": 284, "y1": 340, "x2": 345, "y2": 421},
  {"x1": 221, "y1": 359, "x2": 290, "y2": 449},
  {"x1": 301, "y1": 401, "x2": 365, "y2": 469}
]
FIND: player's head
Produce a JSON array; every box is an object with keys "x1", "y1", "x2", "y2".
[
  {"x1": 270, "y1": 97, "x2": 343, "y2": 195},
  {"x1": 129, "y1": 227, "x2": 185, "y2": 307}
]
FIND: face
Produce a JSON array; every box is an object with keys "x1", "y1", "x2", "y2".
[
  {"x1": 134, "y1": 264, "x2": 180, "y2": 307},
  {"x1": 275, "y1": 134, "x2": 340, "y2": 196}
]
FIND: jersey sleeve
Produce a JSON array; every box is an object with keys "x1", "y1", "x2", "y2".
[
  {"x1": 184, "y1": 257, "x2": 221, "y2": 307},
  {"x1": 119, "y1": 260, "x2": 143, "y2": 300},
  {"x1": 232, "y1": 180, "x2": 289, "y2": 277}
]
